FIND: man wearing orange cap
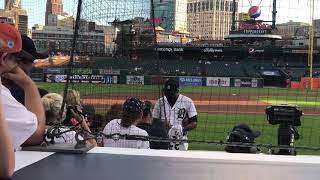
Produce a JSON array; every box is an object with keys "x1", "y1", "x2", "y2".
[{"x1": 0, "y1": 23, "x2": 45, "y2": 150}]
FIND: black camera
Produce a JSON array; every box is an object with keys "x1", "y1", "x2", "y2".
[
  {"x1": 67, "y1": 105, "x2": 84, "y2": 116},
  {"x1": 266, "y1": 105, "x2": 302, "y2": 126},
  {"x1": 265, "y1": 105, "x2": 303, "y2": 155}
]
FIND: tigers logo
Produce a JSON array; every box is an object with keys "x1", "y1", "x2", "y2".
[{"x1": 177, "y1": 108, "x2": 186, "y2": 119}]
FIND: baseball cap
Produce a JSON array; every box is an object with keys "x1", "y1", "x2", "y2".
[
  {"x1": 82, "y1": 104, "x2": 96, "y2": 119},
  {"x1": 164, "y1": 78, "x2": 179, "y2": 92},
  {"x1": 123, "y1": 97, "x2": 144, "y2": 113},
  {"x1": 0, "y1": 23, "x2": 34, "y2": 61},
  {"x1": 19, "y1": 35, "x2": 48, "y2": 62},
  {"x1": 0, "y1": 23, "x2": 22, "y2": 53}
]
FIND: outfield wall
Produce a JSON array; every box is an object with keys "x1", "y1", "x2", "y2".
[{"x1": 33, "y1": 68, "x2": 264, "y2": 88}]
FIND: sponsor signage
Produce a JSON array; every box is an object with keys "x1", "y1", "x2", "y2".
[
  {"x1": 43, "y1": 68, "x2": 64, "y2": 74},
  {"x1": 242, "y1": 29, "x2": 271, "y2": 34},
  {"x1": 248, "y1": 48, "x2": 265, "y2": 54},
  {"x1": 261, "y1": 70, "x2": 280, "y2": 76},
  {"x1": 46, "y1": 74, "x2": 105, "y2": 83},
  {"x1": 206, "y1": 77, "x2": 230, "y2": 87},
  {"x1": 46, "y1": 74, "x2": 67, "y2": 83},
  {"x1": 291, "y1": 49, "x2": 319, "y2": 54},
  {"x1": 126, "y1": 76, "x2": 144, "y2": 85},
  {"x1": 99, "y1": 69, "x2": 120, "y2": 75},
  {"x1": 234, "y1": 78, "x2": 259, "y2": 88},
  {"x1": 31, "y1": 73, "x2": 44, "y2": 82},
  {"x1": 238, "y1": 21, "x2": 272, "y2": 31},
  {"x1": 71, "y1": 68, "x2": 93, "y2": 75},
  {"x1": 179, "y1": 77, "x2": 202, "y2": 86},
  {"x1": 104, "y1": 75, "x2": 118, "y2": 84},
  {"x1": 203, "y1": 48, "x2": 223, "y2": 53},
  {"x1": 156, "y1": 48, "x2": 184, "y2": 52}
]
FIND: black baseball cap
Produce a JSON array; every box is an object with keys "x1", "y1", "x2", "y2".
[
  {"x1": 82, "y1": 104, "x2": 96, "y2": 118},
  {"x1": 164, "y1": 78, "x2": 179, "y2": 92},
  {"x1": 16, "y1": 35, "x2": 48, "y2": 62},
  {"x1": 123, "y1": 97, "x2": 144, "y2": 113},
  {"x1": 232, "y1": 124, "x2": 261, "y2": 138}
]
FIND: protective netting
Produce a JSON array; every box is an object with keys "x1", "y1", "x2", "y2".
[{"x1": 3, "y1": 0, "x2": 320, "y2": 154}]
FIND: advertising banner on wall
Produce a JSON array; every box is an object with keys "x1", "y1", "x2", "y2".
[
  {"x1": 234, "y1": 78, "x2": 259, "y2": 88},
  {"x1": 126, "y1": 76, "x2": 144, "y2": 85},
  {"x1": 71, "y1": 68, "x2": 93, "y2": 75},
  {"x1": 206, "y1": 77, "x2": 230, "y2": 87},
  {"x1": 31, "y1": 73, "x2": 44, "y2": 82},
  {"x1": 99, "y1": 69, "x2": 121, "y2": 75},
  {"x1": 179, "y1": 77, "x2": 202, "y2": 86},
  {"x1": 45, "y1": 74, "x2": 105, "y2": 83},
  {"x1": 105, "y1": 75, "x2": 118, "y2": 84},
  {"x1": 43, "y1": 68, "x2": 64, "y2": 74}
]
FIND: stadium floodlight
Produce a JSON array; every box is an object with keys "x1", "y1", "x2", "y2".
[{"x1": 265, "y1": 105, "x2": 303, "y2": 155}]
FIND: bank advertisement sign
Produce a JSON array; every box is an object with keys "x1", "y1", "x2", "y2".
[
  {"x1": 234, "y1": 78, "x2": 259, "y2": 88},
  {"x1": 126, "y1": 76, "x2": 144, "y2": 85},
  {"x1": 179, "y1": 77, "x2": 202, "y2": 86},
  {"x1": 206, "y1": 77, "x2": 230, "y2": 87},
  {"x1": 46, "y1": 74, "x2": 105, "y2": 83}
]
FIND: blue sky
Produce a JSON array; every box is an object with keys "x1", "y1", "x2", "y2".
[{"x1": 0, "y1": 0, "x2": 319, "y2": 27}]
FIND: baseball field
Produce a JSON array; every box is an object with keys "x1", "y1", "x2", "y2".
[{"x1": 37, "y1": 82, "x2": 320, "y2": 155}]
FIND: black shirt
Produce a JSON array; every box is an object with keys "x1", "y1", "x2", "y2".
[
  {"x1": 9, "y1": 83, "x2": 48, "y2": 104},
  {"x1": 137, "y1": 120, "x2": 169, "y2": 150}
]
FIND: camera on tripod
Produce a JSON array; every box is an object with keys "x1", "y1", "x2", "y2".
[{"x1": 265, "y1": 104, "x2": 303, "y2": 155}]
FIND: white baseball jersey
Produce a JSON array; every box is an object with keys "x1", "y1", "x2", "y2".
[
  {"x1": 103, "y1": 119, "x2": 150, "y2": 149},
  {"x1": 153, "y1": 94, "x2": 197, "y2": 127},
  {"x1": 1, "y1": 84, "x2": 37, "y2": 149},
  {"x1": 168, "y1": 125, "x2": 188, "y2": 151}
]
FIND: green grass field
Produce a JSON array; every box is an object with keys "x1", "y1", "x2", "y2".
[
  {"x1": 257, "y1": 96, "x2": 320, "y2": 108},
  {"x1": 37, "y1": 82, "x2": 320, "y2": 154},
  {"x1": 189, "y1": 113, "x2": 320, "y2": 155}
]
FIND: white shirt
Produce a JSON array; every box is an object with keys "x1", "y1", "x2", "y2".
[
  {"x1": 103, "y1": 119, "x2": 149, "y2": 149},
  {"x1": 153, "y1": 94, "x2": 197, "y2": 127},
  {"x1": 1, "y1": 85, "x2": 37, "y2": 149}
]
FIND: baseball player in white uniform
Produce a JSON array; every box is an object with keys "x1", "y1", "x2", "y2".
[{"x1": 153, "y1": 78, "x2": 198, "y2": 150}]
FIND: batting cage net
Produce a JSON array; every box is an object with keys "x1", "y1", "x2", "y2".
[{"x1": 5, "y1": 0, "x2": 320, "y2": 155}]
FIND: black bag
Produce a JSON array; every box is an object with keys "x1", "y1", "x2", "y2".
[{"x1": 225, "y1": 124, "x2": 260, "y2": 153}]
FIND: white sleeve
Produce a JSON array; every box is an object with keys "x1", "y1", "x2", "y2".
[
  {"x1": 152, "y1": 99, "x2": 161, "y2": 119},
  {"x1": 140, "y1": 130, "x2": 150, "y2": 149},
  {"x1": 1, "y1": 89, "x2": 37, "y2": 149},
  {"x1": 188, "y1": 100, "x2": 197, "y2": 118}
]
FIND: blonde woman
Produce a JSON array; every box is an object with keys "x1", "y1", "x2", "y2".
[
  {"x1": 64, "y1": 89, "x2": 83, "y2": 126},
  {"x1": 65, "y1": 89, "x2": 81, "y2": 106},
  {"x1": 42, "y1": 93, "x2": 96, "y2": 146}
]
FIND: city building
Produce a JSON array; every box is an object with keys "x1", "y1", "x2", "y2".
[
  {"x1": 45, "y1": 0, "x2": 64, "y2": 25},
  {"x1": 314, "y1": 19, "x2": 320, "y2": 37},
  {"x1": 153, "y1": 0, "x2": 188, "y2": 32},
  {"x1": 277, "y1": 20, "x2": 310, "y2": 39},
  {"x1": 32, "y1": 25, "x2": 105, "y2": 55},
  {"x1": 47, "y1": 14, "x2": 75, "y2": 29},
  {"x1": 187, "y1": 0, "x2": 239, "y2": 40},
  {"x1": 0, "y1": 0, "x2": 28, "y2": 35},
  {"x1": 5, "y1": 0, "x2": 21, "y2": 10}
]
